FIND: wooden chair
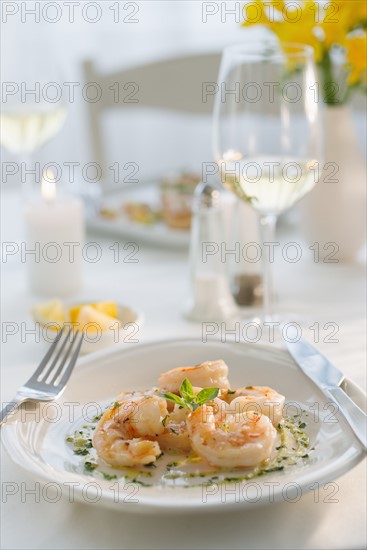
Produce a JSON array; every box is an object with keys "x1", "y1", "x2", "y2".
[{"x1": 83, "y1": 52, "x2": 222, "y2": 181}]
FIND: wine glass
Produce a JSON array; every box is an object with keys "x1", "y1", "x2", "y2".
[
  {"x1": 0, "y1": 44, "x2": 67, "y2": 198},
  {"x1": 213, "y1": 42, "x2": 322, "y2": 322}
]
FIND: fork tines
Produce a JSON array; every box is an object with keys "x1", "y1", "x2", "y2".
[{"x1": 27, "y1": 328, "x2": 84, "y2": 388}]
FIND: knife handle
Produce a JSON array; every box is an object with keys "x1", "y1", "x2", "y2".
[{"x1": 326, "y1": 387, "x2": 367, "y2": 451}]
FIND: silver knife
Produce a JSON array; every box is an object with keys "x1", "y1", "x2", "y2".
[{"x1": 286, "y1": 338, "x2": 367, "y2": 450}]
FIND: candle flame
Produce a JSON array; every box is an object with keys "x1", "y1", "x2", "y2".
[
  {"x1": 41, "y1": 170, "x2": 56, "y2": 202},
  {"x1": 222, "y1": 149, "x2": 243, "y2": 162}
]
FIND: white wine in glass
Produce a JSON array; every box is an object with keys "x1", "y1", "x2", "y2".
[
  {"x1": 213, "y1": 43, "x2": 322, "y2": 321},
  {"x1": 1, "y1": 44, "x2": 68, "y2": 196},
  {"x1": 0, "y1": 106, "x2": 67, "y2": 154},
  {"x1": 220, "y1": 156, "x2": 319, "y2": 215}
]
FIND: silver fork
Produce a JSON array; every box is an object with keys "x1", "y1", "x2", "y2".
[{"x1": 0, "y1": 328, "x2": 84, "y2": 426}]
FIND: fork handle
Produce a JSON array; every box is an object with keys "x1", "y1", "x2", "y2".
[{"x1": 0, "y1": 397, "x2": 27, "y2": 426}]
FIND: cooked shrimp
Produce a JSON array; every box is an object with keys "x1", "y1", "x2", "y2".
[
  {"x1": 159, "y1": 360, "x2": 230, "y2": 393},
  {"x1": 116, "y1": 388, "x2": 159, "y2": 401},
  {"x1": 221, "y1": 386, "x2": 285, "y2": 426},
  {"x1": 93, "y1": 395, "x2": 167, "y2": 467},
  {"x1": 187, "y1": 398, "x2": 276, "y2": 468},
  {"x1": 157, "y1": 405, "x2": 191, "y2": 453}
]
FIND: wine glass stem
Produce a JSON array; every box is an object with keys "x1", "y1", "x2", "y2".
[{"x1": 259, "y1": 214, "x2": 277, "y2": 322}]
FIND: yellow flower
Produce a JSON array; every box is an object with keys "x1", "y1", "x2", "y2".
[
  {"x1": 345, "y1": 33, "x2": 367, "y2": 85},
  {"x1": 271, "y1": 1, "x2": 323, "y2": 61},
  {"x1": 242, "y1": 0, "x2": 269, "y2": 27},
  {"x1": 321, "y1": 5, "x2": 347, "y2": 47},
  {"x1": 242, "y1": 1, "x2": 322, "y2": 60},
  {"x1": 337, "y1": 1, "x2": 367, "y2": 31},
  {"x1": 240, "y1": 0, "x2": 367, "y2": 100},
  {"x1": 273, "y1": 22, "x2": 322, "y2": 60},
  {"x1": 359, "y1": 3, "x2": 367, "y2": 24},
  {"x1": 321, "y1": 1, "x2": 367, "y2": 47}
]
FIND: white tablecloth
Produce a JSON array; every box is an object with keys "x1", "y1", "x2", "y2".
[{"x1": 1, "y1": 190, "x2": 366, "y2": 550}]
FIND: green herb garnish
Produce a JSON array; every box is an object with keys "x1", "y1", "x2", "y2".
[
  {"x1": 160, "y1": 378, "x2": 219, "y2": 412},
  {"x1": 129, "y1": 479, "x2": 151, "y2": 487},
  {"x1": 74, "y1": 448, "x2": 89, "y2": 456},
  {"x1": 167, "y1": 461, "x2": 178, "y2": 469},
  {"x1": 102, "y1": 472, "x2": 117, "y2": 480},
  {"x1": 84, "y1": 461, "x2": 97, "y2": 472}
]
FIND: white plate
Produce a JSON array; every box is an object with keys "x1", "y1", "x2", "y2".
[
  {"x1": 1, "y1": 339, "x2": 365, "y2": 514},
  {"x1": 87, "y1": 182, "x2": 190, "y2": 248}
]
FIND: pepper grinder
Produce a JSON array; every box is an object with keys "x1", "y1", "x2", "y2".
[
  {"x1": 184, "y1": 180, "x2": 239, "y2": 322},
  {"x1": 231, "y1": 200, "x2": 263, "y2": 307}
]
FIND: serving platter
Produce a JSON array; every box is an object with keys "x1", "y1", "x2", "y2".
[
  {"x1": 86, "y1": 182, "x2": 190, "y2": 248},
  {"x1": 1, "y1": 339, "x2": 365, "y2": 514}
]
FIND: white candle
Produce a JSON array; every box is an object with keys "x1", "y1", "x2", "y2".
[{"x1": 24, "y1": 172, "x2": 85, "y2": 297}]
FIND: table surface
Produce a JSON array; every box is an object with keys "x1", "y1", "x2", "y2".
[{"x1": 1, "y1": 189, "x2": 366, "y2": 550}]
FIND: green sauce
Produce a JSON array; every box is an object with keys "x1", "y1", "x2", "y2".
[{"x1": 66, "y1": 413, "x2": 311, "y2": 488}]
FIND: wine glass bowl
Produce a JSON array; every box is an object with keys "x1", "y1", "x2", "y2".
[
  {"x1": 0, "y1": 105, "x2": 67, "y2": 156},
  {"x1": 0, "y1": 46, "x2": 68, "y2": 200},
  {"x1": 0, "y1": 48, "x2": 68, "y2": 157},
  {"x1": 213, "y1": 42, "x2": 322, "y2": 319}
]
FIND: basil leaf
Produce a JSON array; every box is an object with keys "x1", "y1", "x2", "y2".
[
  {"x1": 159, "y1": 392, "x2": 186, "y2": 408},
  {"x1": 180, "y1": 378, "x2": 195, "y2": 401},
  {"x1": 195, "y1": 387, "x2": 219, "y2": 406}
]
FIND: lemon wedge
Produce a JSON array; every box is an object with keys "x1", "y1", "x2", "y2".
[
  {"x1": 69, "y1": 301, "x2": 118, "y2": 325},
  {"x1": 69, "y1": 304, "x2": 83, "y2": 325},
  {"x1": 93, "y1": 301, "x2": 118, "y2": 319},
  {"x1": 32, "y1": 299, "x2": 67, "y2": 325},
  {"x1": 73, "y1": 305, "x2": 120, "y2": 333},
  {"x1": 33, "y1": 299, "x2": 121, "y2": 333}
]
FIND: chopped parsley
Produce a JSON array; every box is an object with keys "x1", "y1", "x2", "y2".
[
  {"x1": 102, "y1": 473, "x2": 117, "y2": 480},
  {"x1": 84, "y1": 461, "x2": 97, "y2": 472},
  {"x1": 74, "y1": 448, "x2": 89, "y2": 456}
]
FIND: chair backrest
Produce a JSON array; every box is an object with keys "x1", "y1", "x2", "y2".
[{"x1": 83, "y1": 52, "x2": 222, "y2": 178}]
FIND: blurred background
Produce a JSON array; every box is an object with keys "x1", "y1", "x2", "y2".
[
  {"x1": 2, "y1": 1, "x2": 249, "y2": 181},
  {"x1": 1, "y1": 1, "x2": 365, "y2": 183}
]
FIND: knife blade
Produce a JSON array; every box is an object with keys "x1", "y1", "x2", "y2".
[{"x1": 286, "y1": 338, "x2": 367, "y2": 450}]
